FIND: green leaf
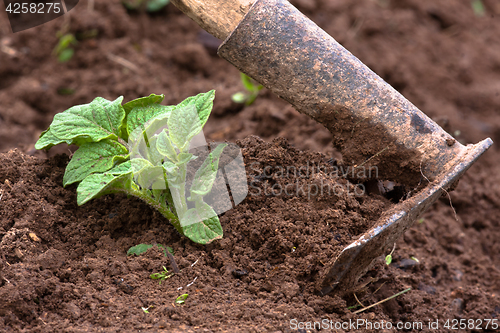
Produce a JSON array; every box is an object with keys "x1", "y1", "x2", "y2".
[
  {"x1": 177, "y1": 153, "x2": 194, "y2": 165},
  {"x1": 156, "y1": 130, "x2": 178, "y2": 163},
  {"x1": 146, "y1": 0, "x2": 169, "y2": 12},
  {"x1": 189, "y1": 143, "x2": 227, "y2": 198},
  {"x1": 76, "y1": 166, "x2": 133, "y2": 205},
  {"x1": 122, "y1": 94, "x2": 165, "y2": 140},
  {"x1": 123, "y1": 94, "x2": 165, "y2": 116},
  {"x1": 131, "y1": 158, "x2": 167, "y2": 189},
  {"x1": 55, "y1": 34, "x2": 77, "y2": 53},
  {"x1": 163, "y1": 163, "x2": 182, "y2": 188},
  {"x1": 144, "y1": 135, "x2": 164, "y2": 166},
  {"x1": 58, "y1": 48, "x2": 74, "y2": 63},
  {"x1": 121, "y1": 0, "x2": 142, "y2": 10},
  {"x1": 181, "y1": 202, "x2": 223, "y2": 244},
  {"x1": 63, "y1": 139, "x2": 129, "y2": 186},
  {"x1": 35, "y1": 128, "x2": 64, "y2": 150},
  {"x1": 108, "y1": 160, "x2": 132, "y2": 174},
  {"x1": 122, "y1": 93, "x2": 165, "y2": 140},
  {"x1": 158, "y1": 244, "x2": 174, "y2": 255},
  {"x1": 127, "y1": 104, "x2": 173, "y2": 139},
  {"x1": 42, "y1": 97, "x2": 126, "y2": 147},
  {"x1": 175, "y1": 294, "x2": 188, "y2": 305},
  {"x1": 135, "y1": 164, "x2": 167, "y2": 189},
  {"x1": 131, "y1": 158, "x2": 152, "y2": 174},
  {"x1": 127, "y1": 243, "x2": 172, "y2": 257},
  {"x1": 471, "y1": 0, "x2": 485, "y2": 17},
  {"x1": 175, "y1": 90, "x2": 215, "y2": 125},
  {"x1": 241, "y1": 73, "x2": 256, "y2": 92},
  {"x1": 162, "y1": 160, "x2": 178, "y2": 175},
  {"x1": 168, "y1": 105, "x2": 202, "y2": 151},
  {"x1": 129, "y1": 129, "x2": 164, "y2": 166},
  {"x1": 150, "y1": 266, "x2": 174, "y2": 284},
  {"x1": 231, "y1": 92, "x2": 247, "y2": 104},
  {"x1": 385, "y1": 254, "x2": 392, "y2": 266},
  {"x1": 127, "y1": 244, "x2": 154, "y2": 256},
  {"x1": 167, "y1": 91, "x2": 215, "y2": 150}
]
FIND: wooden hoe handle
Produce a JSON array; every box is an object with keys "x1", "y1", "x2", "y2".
[{"x1": 170, "y1": 0, "x2": 256, "y2": 40}]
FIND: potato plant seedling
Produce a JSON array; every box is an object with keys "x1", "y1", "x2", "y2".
[{"x1": 36, "y1": 91, "x2": 226, "y2": 244}]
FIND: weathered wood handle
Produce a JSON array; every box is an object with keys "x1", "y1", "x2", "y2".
[{"x1": 170, "y1": 0, "x2": 256, "y2": 40}]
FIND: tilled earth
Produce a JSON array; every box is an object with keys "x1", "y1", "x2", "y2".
[{"x1": 1, "y1": 0, "x2": 500, "y2": 332}]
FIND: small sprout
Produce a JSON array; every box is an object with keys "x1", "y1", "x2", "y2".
[
  {"x1": 57, "y1": 87, "x2": 75, "y2": 96},
  {"x1": 150, "y1": 266, "x2": 174, "y2": 285},
  {"x1": 122, "y1": 0, "x2": 169, "y2": 12},
  {"x1": 471, "y1": 0, "x2": 485, "y2": 17},
  {"x1": 385, "y1": 243, "x2": 396, "y2": 266},
  {"x1": 292, "y1": 246, "x2": 296, "y2": 252},
  {"x1": 231, "y1": 92, "x2": 247, "y2": 104},
  {"x1": 53, "y1": 33, "x2": 77, "y2": 63},
  {"x1": 231, "y1": 73, "x2": 264, "y2": 106},
  {"x1": 158, "y1": 244, "x2": 174, "y2": 256},
  {"x1": 346, "y1": 304, "x2": 361, "y2": 310},
  {"x1": 410, "y1": 256, "x2": 419, "y2": 263},
  {"x1": 418, "y1": 218, "x2": 425, "y2": 224},
  {"x1": 142, "y1": 305, "x2": 153, "y2": 313},
  {"x1": 175, "y1": 293, "x2": 188, "y2": 305}
]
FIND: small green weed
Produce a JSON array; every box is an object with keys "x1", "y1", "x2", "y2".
[
  {"x1": 142, "y1": 305, "x2": 153, "y2": 313},
  {"x1": 175, "y1": 293, "x2": 188, "y2": 305},
  {"x1": 471, "y1": 0, "x2": 485, "y2": 17},
  {"x1": 53, "y1": 33, "x2": 77, "y2": 63},
  {"x1": 150, "y1": 266, "x2": 174, "y2": 284},
  {"x1": 232, "y1": 73, "x2": 264, "y2": 106},
  {"x1": 122, "y1": 0, "x2": 169, "y2": 12},
  {"x1": 385, "y1": 243, "x2": 396, "y2": 266}
]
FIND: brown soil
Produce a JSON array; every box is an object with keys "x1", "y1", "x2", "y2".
[{"x1": 1, "y1": 0, "x2": 500, "y2": 332}]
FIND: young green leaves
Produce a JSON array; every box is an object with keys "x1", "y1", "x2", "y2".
[
  {"x1": 150, "y1": 266, "x2": 174, "y2": 285},
  {"x1": 126, "y1": 99, "x2": 227, "y2": 243},
  {"x1": 36, "y1": 90, "x2": 229, "y2": 244},
  {"x1": 35, "y1": 96, "x2": 126, "y2": 150},
  {"x1": 231, "y1": 73, "x2": 264, "y2": 106}
]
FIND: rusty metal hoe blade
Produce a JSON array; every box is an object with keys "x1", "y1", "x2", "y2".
[{"x1": 172, "y1": 0, "x2": 493, "y2": 294}]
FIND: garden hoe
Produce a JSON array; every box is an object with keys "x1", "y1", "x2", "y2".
[{"x1": 170, "y1": 0, "x2": 493, "y2": 295}]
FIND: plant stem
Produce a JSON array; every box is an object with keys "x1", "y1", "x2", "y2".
[
  {"x1": 168, "y1": 163, "x2": 189, "y2": 223},
  {"x1": 179, "y1": 164, "x2": 188, "y2": 216},
  {"x1": 124, "y1": 185, "x2": 182, "y2": 234}
]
